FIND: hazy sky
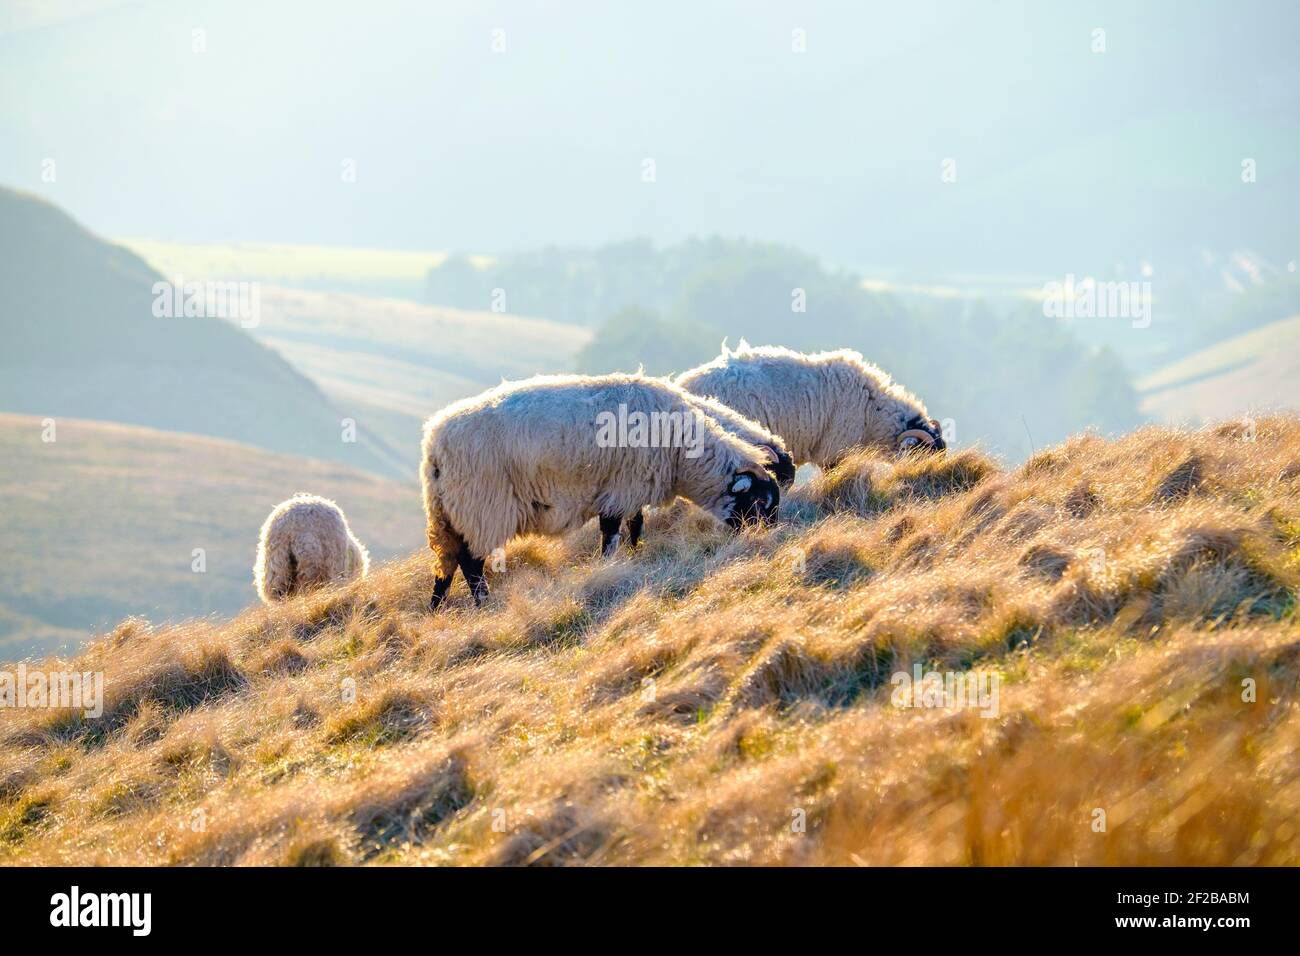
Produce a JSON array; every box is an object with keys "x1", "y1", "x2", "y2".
[{"x1": 3, "y1": 0, "x2": 1297, "y2": 272}]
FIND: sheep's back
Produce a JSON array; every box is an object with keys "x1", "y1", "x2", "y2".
[{"x1": 678, "y1": 354, "x2": 829, "y2": 463}]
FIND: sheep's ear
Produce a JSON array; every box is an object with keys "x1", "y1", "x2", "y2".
[{"x1": 730, "y1": 474, "x2": 753, "y2": 494}]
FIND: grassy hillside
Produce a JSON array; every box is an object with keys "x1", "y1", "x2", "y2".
[
  {"x1": 0, "y1": 414, "x2": 422, "y2": 661},
  {"x1": 2, "y1": 420, "x2": 1298, "y2": 865},
  {"x1": 0, "y1": 188, "x2": 401, "y2": 477},
  {"x1": 1139, "y1": 314, "x2": 1300, "y2": 423}
]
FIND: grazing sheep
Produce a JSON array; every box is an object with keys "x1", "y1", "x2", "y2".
[
  {"x1": 254, "y1": 494, "x2": 370, "y2": 603},
  {"x1": 676, "y1": 341, "x2": 945, "y2": 468},
  {"x1": 684, "y1": 391, "x2": 797, "y2": 487},
  {"x1": 421, "y1": 373, "x2": 780, "y2": 610},
  {"x1": 621, "y1": 390, "x2": 796, "y2": 549}
]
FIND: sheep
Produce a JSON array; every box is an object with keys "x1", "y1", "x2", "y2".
[
  {"x1": 675, "y1": 341, "x2": 945, "y2": 469},
  {"x1": 254, "y1": 493, "x2": 370, "y2": 603},
  {"x1": 684, "y1": 391, "x2": 797, "y2": 487},
  {"x1": 421, "y1": 372, "x2": 781, "y2": 610},
  {"x1": 621, "y1": 389, "x2": 796, "y2": 549}
]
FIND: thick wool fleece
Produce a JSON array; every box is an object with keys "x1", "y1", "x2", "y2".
[
  {"x1": 681, "y1": 390, "x2": 790, "y2": 468},
  {"x1": 421, "y1": 372, "x2": 773, "y2": 575},
  {"x1": 254, "y1": 493, "x2": 369, "y2": 603},
  {"x1": 675, "y1": 342, "x2": 934, "y2": 468}
]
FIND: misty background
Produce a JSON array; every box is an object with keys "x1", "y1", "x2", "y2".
[
  {"x1": 1, "y1": 0, "x2": 1298, "y2": 657},
  {"x1": 5, "y1": 0, "x2": 1299, "y2": 266}
]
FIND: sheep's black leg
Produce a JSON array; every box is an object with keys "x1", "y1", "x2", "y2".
[
  {"x1": 626, "y1": 510, "x2": 645, "y2": 549},
  {"x1": 599, "y1": 513, "x2": 624, "y2": 557},
  {"x1": 456, "y1": 541, "x2": 489, "y2": 606},
  {"x1": 430, "y1": 570, "x2": 456, "y2": 611}
]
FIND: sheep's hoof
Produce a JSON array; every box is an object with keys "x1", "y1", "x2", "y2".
[{"x1": 601, "y1": 533, "x2": 623, "y2": 558}]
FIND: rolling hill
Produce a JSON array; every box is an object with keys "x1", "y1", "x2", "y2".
[
  {"x1": 2, "y1": 419, "x2": 1297, "y2": 865},
  {"x1": 0, "y1": 188, "x2": 402, "y2": 477},
  {"x1": 117, "y1": 238, "x2": 480, "y2": 301},
  {"x1": 117, "y1": 240, "x2": 595, "y2": 459},
  {"x1": 1139, "y1": 314, "x2": 1300, "y2": 423},
  {"x1": 0, "y1": 413, "x2": 422, "y2": 661},
  {"x1": 246, "y1": 287, "x2": 593, "y2": 455}
]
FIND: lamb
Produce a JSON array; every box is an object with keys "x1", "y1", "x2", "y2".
[
  {"x1": 620, "y1": 390, "x2": 796, "y2": 549},
  {"x1": 421, "y1": 372, "x2": 781, "y2": 610},
  {"x1": 253, "y1": 493, "x2": 370, "y2": 603},
  {"x1": 675, "y1": 342, "x2": 945, "y2": 468}
]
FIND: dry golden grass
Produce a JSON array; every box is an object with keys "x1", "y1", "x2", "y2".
[{"x1": 3, "y1": 418, "x2": 1299, "y2": 866}]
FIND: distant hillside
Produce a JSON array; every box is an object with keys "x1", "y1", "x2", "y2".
[
  {"x1": 118, "y1": 238, "x2": 474, "y2": 301},
  {"x1": 0, "y1": 413, "x2": 422, "y2": 660},
  {"x1": 0, "y1": 188, "x2": 401, "y2": 477},
  {"x1": 245, "y1": 287, "x2": 592, "y2": 455},
  {"x1": 2, "y1": 420, "x2": 1297, "y2": 864},
  {"x1": 1139, "y1": 314, "x2": 1300, "y2": 423}
]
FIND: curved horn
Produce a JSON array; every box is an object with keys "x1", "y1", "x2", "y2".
[{"x1": 896, "y1": 428, "x2": 937, "y2": 449}]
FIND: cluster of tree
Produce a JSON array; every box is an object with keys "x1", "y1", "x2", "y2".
[
  {"x1": 425, "y1": 237, "x2": 820, "y2": 326},
  {"x1": 426, "y1": 239, "x2": 1141, "y2": 460}
]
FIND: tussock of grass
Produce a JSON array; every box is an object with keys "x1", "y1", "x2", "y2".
[
  {"x1": 0, "y1": 791, "x2": 53, "y2": 845},
  {"x1": 324, "y1": 689, "x2": 435, "y2": 747},
  {"x1": 3, "y1": 418, "x2": 1300, "y2": 864},
  {"x1": 91, "y1": 778, "x2": 162, "y2": 818},
  {"x1": 1154, "y1": 454, "x2": 1205, "y2": 503},
  {"x1": 349, "y1": 747, "x2": 475, "y2": 858},
  {"x1": 14, "y1": 643, "x2": 248, "y2": 749},
  {"x1": 255, "y1": 640, "x2": 310, "y2": 676},
  {"x1": 283, "y1": 835, "x2": 346, "y2": 867}
]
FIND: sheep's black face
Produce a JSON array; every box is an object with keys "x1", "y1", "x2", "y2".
[
  {"x1": 725, "y1": 471, "x2": 780, "y2": 529},
  {"x1": 897, "y1": 416, "x2": 946, "y2": 454},
  {"x1": 767, "y1": 447, "x2": 797, "y2": 490}
]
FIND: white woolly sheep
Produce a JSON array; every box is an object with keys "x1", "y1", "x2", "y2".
[
  {"x1": 421, "y1": 372, "x2": 781, "y2": 610},
  {"x1": 621, "y1": 389, "x2": 796, "y2": 547},
  {"x1": 254, "y1": 493, "x2": 370, "y2": 603},
  {"x1": 675, "y1": 341, "x2": 945, "y2": 468}
]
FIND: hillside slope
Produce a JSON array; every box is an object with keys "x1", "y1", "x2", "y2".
[
  {"x1": 245, "y1": 287, "x2": 593, "y2": 456},
  {"x1": 1139, "y1": 314, "x2": 1300, "y2": 423},
  {"x1": 0, "y1": 414, "x2": 422, "y2": 661},
  {"x1": 117, "y1": 238, "x2": 457, "y2": 301},
  {"x1": 2, "y1": 420, "x2": 1298, "y2": 865},
  {"x1": 0, "y1": 188, "x2": 401, "y2": 477}
]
